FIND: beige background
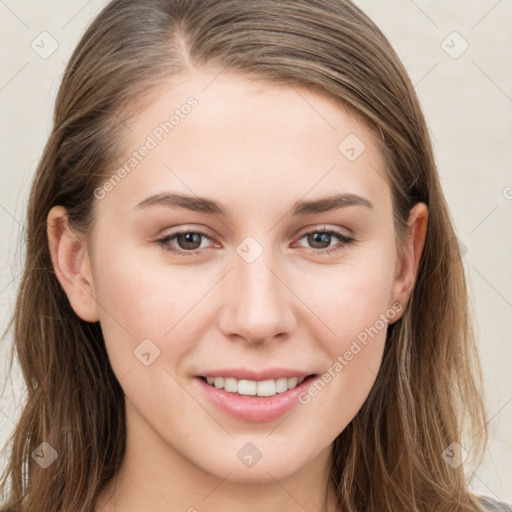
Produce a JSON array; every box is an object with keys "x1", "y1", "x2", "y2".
[{"x1": 0, "y1": 0, "x2": 511, "y2": 503}]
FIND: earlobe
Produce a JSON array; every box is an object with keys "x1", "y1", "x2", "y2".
[
  {"x1": 389, "y1": 202, "x2": 428, "y2": 321},
  {"x1": 47, "y1": 206, "x2": 100, "y2": 322}
]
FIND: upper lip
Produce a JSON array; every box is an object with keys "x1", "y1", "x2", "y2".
[{"x1": 198, "y1": 367, "x2": 316, "y2": 381}]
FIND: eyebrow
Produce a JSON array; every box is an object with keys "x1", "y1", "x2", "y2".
[{"x1": 134, "y1": 192, "x2": 374, "y2": 216}]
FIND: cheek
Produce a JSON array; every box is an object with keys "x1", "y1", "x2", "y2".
[
  {"x1": 294, "y1": 242, "x2": 395, "y2": 414},
  {"x1": 297, "y1": 242, "x2": 397, "y2": 343},
  {"x1": 92, "y1": 230, "x2": 195, "y2": 324},
  {"x1": 90, "y1": 242, "x2": 194, "y2": 369},
  {"x1": 298, "y1": 260, "x2": 394, "y2": 431}
]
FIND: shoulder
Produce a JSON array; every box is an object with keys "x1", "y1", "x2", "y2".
[{"x1": 478, "y1": 495, "x2": 512, "y2": 512}]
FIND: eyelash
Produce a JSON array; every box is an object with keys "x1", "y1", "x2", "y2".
[{"x1": 155, "y1": 227, "x2": 356, "y2": 257}]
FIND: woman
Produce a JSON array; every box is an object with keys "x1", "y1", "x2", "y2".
[{"x1": 0, "y1": 1, "x2": 510, "y2": 511}]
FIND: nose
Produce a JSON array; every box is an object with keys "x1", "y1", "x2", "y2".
[{"x1": 218, "y1": 249, "x2": 297, "y2": 345}]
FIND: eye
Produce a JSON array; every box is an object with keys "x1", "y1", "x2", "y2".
[
  {"x1": 155, "y1": 226, "x2": 356, "y2": 257},
  {"x1": 295, "y1": 227, "x2": 356, "y2": 255},
  {"x1": 155, "y1": 229, "x2": 215, "y2": 257}
]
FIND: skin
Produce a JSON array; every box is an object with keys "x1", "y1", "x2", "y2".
[{"x1": 47, "y1": 69, "x2": 428, "y2": 512}]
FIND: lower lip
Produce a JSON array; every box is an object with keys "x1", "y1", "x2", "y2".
[{"x1": 194, "y1": 375, "x2": 318, "y2": 423}]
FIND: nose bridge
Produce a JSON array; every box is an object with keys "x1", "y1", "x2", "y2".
[{"x1": 220, "y1": 239, "x2": 296, "y2": 344}]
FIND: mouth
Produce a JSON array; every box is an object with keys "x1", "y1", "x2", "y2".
[
  {"x1": 194, "y1": 373, "x2": 319, "y2": 422},
  {"x1": 197, "y1": 374, "x2": 318, "y2": 398}
]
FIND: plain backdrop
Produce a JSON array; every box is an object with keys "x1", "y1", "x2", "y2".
[{"x1": 0, "y1": 0, "x2": 511, "y2": 503}]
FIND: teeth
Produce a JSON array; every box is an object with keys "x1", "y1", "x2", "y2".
[{"x1": 205, "y1": 376, "x2": 306, "y2": 397}]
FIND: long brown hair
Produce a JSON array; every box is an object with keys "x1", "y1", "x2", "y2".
[{"x1": 0, "y1": 1, "x2": 490, "y2": 510}]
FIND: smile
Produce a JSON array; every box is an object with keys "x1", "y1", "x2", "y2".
[
  {"x1": 195, "y1": 374, "x2": 319, "y2": 422},
  {"x1": 202, "y1": 376, "x2": 307, "y2": 397}
]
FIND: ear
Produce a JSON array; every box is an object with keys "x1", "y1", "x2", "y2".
[
  {"x1": 47, "y1": 206, "x2": 100, "y2": 322},
  {"x1": 389, "y1": 202, "x2": 428, "y2": 323}
]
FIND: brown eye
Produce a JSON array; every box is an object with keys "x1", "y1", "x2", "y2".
[
  {"x1": 175, "y1": 232, "x2": 204, "y2": 250},
  {"x1": 296, "y1": 228, "x2": 356, "y2": 255},
  {"x1": 155, "y1": 229, "x2": 213, "y2": 256},
  {"x1": 307, "y1": 232, "x2": 333, "y2": 249}
]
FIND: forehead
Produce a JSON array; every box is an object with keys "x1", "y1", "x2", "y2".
[{"x1": 98, "y1": 70, "x2": 391, "y2": 219}]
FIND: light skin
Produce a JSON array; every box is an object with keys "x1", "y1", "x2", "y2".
[{"x1": 47, "y1": 70, "x2": 427, "y2": 512}]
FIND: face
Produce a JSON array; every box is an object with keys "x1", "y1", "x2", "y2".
[{"x1": 49, "y1": 69, "x2": 426, "y2": 486}]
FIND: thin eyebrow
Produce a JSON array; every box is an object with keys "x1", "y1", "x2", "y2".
[{"x1": 134, "y1": 192, "x2": 374, "y2": 216}]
